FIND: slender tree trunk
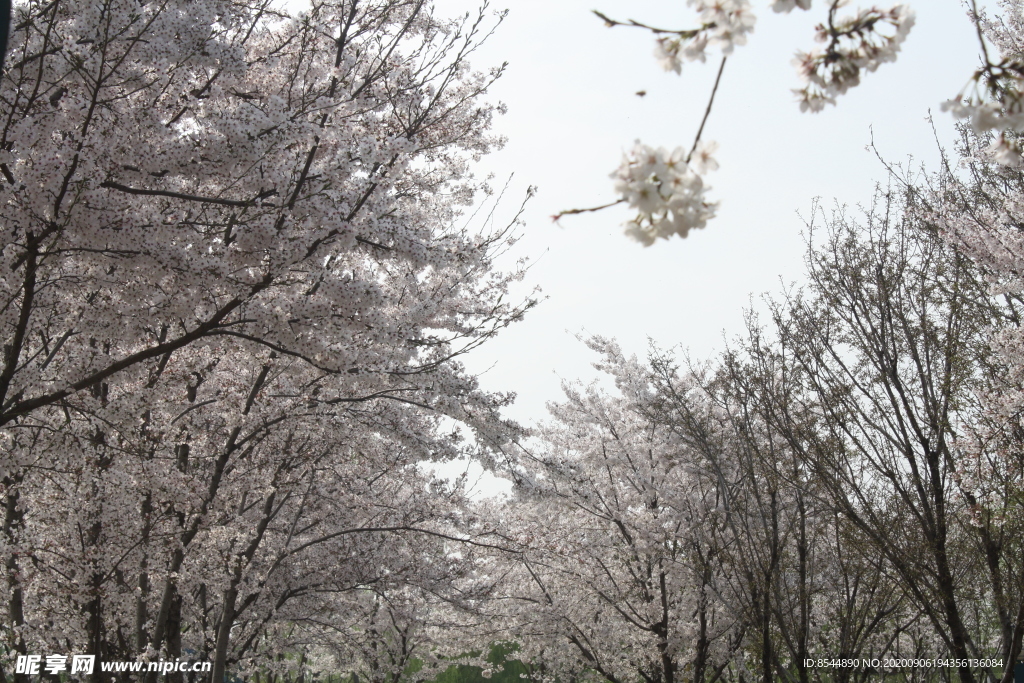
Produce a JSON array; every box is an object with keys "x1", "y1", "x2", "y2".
[
  {"x1": 796, "y1": 493, "x2": 810, "y2": 683},
  {"x1": 85, "y1": 435, "x2": 111, "y2": 683},
  {"x1": 211, "y1": 486, "x2": 278, "y2": 683},
  {"x1": 167, "y1": 593, "x2": 184, "y2": 683},
  {"x1": 998, "y1": 598, "x2": 1024, "y2": 683},
  {"x1": 692, "y1": 584, "x2": 710, "y2": 683},
  {"x1": 212, "y1": 583, "x2": 237, "y2": 683},
  {"x1": 135, "y1": 492, "x2": 152, "y2": 654},
  {"x1": 928, "y1": 450, "x2": 976, "y2": 683},
  {"x1": 85, "y1": 568, "x2": 107, "y2": 683},
  {"x1": 3, "y1": 476, "x2": 26, "y2": 683}
]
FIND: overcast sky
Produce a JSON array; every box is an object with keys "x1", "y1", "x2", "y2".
[{"x1": 425, "y1": 0, "x2": 981, "y2": 430}]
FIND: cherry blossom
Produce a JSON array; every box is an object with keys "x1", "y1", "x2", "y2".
[
  {"x1": 647, "y1": 0, "x2": 756, "y2": 76},
  {"x1": 610, "y1": 141, "x2": 718, "y2": 245},
  {"x1": 771, "y1": 0, "x2": 812, "y2": 11},
  {"x1": 793, "y1": 4, "x2": 916, "y2": 112}
]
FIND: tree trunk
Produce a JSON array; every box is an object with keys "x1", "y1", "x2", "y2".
[
  {"x1": 167, "y1": 593, "x2": 184, "y2": 683},
  {"x1": 3, "y1": 477, "x2": 26, "y2": 683},
  {"x1": 212, "y1": 585, "x2": 238, "y2": 683}
]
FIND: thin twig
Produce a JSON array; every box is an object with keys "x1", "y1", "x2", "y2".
[
  {"x1": 687, "y1": 56, "x2": 727, "y2": 164},
  {"x1": 592, "y1": 10, "x2": 702, "y2": 37},
  {"x1": 552, "y1": 198, "x2": 626, "y2": 222},
  {"x1": 970, "y1": 0, "x2": 992, "y2": 70}
]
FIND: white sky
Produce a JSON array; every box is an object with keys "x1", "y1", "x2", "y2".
[{"x1": 425, "y1": 0, "x2": 983, "y2": 431}]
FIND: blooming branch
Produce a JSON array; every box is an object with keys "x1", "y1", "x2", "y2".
[
  {"x1": 568, "y1": 1, "x2": 914, "y2": 243},
  {"x1": 793, "y1": 4, "x2": 915, "y2": 112}
]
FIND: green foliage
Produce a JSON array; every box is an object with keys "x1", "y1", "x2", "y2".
[{"x1": 431, "y1": 643, "x2": 529, "y2": 683}]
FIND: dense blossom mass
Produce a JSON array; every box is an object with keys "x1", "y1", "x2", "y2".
[{"x1": 0, "y1": 0, "x2": 529, "y2": 679}]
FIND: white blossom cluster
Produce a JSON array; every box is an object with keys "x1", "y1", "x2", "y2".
[
  {"x1": 793, "y1": 4, "x2": 915, "y2": 112},
  {"x1": 941, "y1": 0, "x2": 1024, "y2": 166},
  {"x1": 770, "y1": 0, "x2": 813, "y2": 11},
  {"x1": 926, "y1": 138, "x2": 1024, "y2": 501},
  {"x1": 653, "y1": 0, "x2": 757, "y2": 74},
  {"x1": 611, "y1": 141, "x2": 719, "y2": 245}
]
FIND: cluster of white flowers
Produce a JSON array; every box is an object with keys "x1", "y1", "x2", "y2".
[
  {"x1": 611, "y1": 141, "x2": 719, "y2": 245},
  {"x1": 793, "y1": 4, "x2": 915, "y2": 112},
  {"x1": 653, "y1": 0, "x2": 757, "y2": 74},
  {"x1": 943, "y1": 61, "x2": 1024, "y2": 166},
  {"x1": 770, "y1": 0, "x2": 812, "y2": 11}
]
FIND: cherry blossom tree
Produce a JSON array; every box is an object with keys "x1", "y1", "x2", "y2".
[
  {"x1": 0, "y1": 0, "x2": 524, "y2": 433},
  {"x1": 492, "y1": 340, "x2": 739, "y2": 683},
  {"x1": 489, "y1": 154, "x2": 1024, "y2": 681},
  {"x1": 733, "y1": 182, "x2": 1024, "y2": 683},
  {"x1": 0, "y1": 0, "x2": 533, "y2": 679},
  {"x1": 881, "y1": 8, "x2": 1024, "y2": 679},
  {"x1": 489, "y1": 336, "x2": 915, "y2": 683}
]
